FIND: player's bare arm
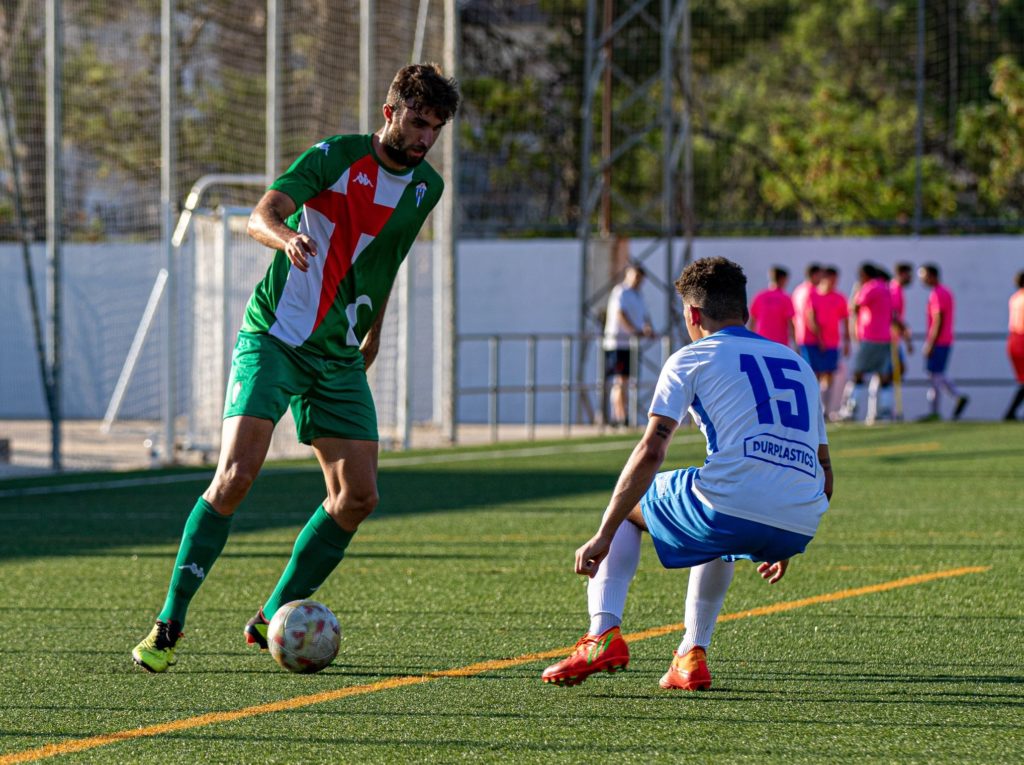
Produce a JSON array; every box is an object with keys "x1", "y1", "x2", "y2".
[
  {"x1": 575, "y1": 414, "x2": 678, "y2": 577},
  {"x1": 618, "y1": 309, "x2": 638, "y2": 335},
  {"x1": 248, "y1": 190, "x2": 318, "y2": 273},
  {"x1": 818, "y1": 443, "x2": 833, "y2": 501},
  {"x1": 359, "y1": 295, "x2": 389, "y2": 370},
  {"x1": 923, "y1": 311, "x2": 944, "y2": 357}
]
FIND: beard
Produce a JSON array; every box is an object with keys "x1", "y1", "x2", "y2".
[{"x1": 380, "y1": 127, "x2": 426, "y2": 168}]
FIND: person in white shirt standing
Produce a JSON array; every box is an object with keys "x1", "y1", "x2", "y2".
[
  {"x1": 544, "y1": 256, "x2": 833, "y2": 691},
  {"x1": 603, "y1": 263, "x2": 654, "y2": 426}
]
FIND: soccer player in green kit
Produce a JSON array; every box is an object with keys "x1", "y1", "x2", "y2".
[{"x1": 132, "y1": 64, "x2": 461, "y2": 672}]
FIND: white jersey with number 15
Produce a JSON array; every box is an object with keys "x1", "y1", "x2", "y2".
[{"x1": 649, "y1": 325, "x2": 829, "y2": 536}]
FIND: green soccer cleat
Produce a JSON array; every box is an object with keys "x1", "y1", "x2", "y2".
[
  {"x1": 132, "y1": 620, "x2": 182, "y2": 673},
  {"x1": 244, "y1": 608, "x2": 269, "y2": 650}
]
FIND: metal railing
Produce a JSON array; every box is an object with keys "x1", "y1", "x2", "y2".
[
  {"x1": 454, "y1": 330, "x2": 1016, "y2": 442},
  {"x1": 455, "y1": 332, "x2": 671, "y2": 442}
]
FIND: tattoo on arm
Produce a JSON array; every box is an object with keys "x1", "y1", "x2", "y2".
[{"x1": 654, "y1": 423, "x2": 673, "y2": 440}]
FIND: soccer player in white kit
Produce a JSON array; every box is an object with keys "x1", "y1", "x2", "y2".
[{"x1": 542, "y1": 257, "x2": 833, "y2": 690}]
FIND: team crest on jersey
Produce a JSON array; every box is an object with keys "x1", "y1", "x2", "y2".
[
  {"x1": 314, "y1": 141, "x2": 330, "y2": 155},
  {"x1": 415, "y1": 182, "x2": 428, "y2": 207}
]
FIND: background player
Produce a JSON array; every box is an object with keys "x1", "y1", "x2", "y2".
[
  {"x1": 603, "y1": 263, "x2": 655, "y2": 426},
  {"x1": 838, "y1": 263, "x2": 892, "y2": 424},
  {"x1": 919, "y1": 263, "x2": 969, "y2": 421},
  {"x1": 792, "y1": 263, "x2": 824, "y2": 362},
  {"x1": 542, "y1": 257, "x2": 832, "y2": 691},
  {"x1": 813, "y1": 266, "x2": 850, "y2": 417},
  {"x1": 1005, "y1": 270, "x2": 1024, "y2": 420},
  {"x1": 748, "y1": 265, "x2": 795, "y2": 346},
  {"x1": 132, "y1": 64, "x2": 461, "y2": 672}
]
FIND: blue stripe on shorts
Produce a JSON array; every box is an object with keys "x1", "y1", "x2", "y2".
[{"x1": 639, "y1": 467, "x2": 813, "y2": 569}]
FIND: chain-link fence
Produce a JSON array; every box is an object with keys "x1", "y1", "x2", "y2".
[{"x1": 1, "y1": 1, "x2": 1020, "y2": 241}]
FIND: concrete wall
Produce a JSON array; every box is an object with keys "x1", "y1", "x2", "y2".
[
  {"x1": 1, "y1": 236, "x2": 1020, "y2": 424},
  {"x1": 454, "y1": 236, "x2": 1022, "y2": 423}
]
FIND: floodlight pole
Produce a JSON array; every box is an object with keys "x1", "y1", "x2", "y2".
[
  {"x1": 913, "y1": 0, "x2": 925, "y2": 235},
  {"x1": 45, "y1": 0, "x2": 63, "y2": 470},
  {"x1": 359, "y1": 0, "x2": 375, "y2": 134},
  {"x1": 435, "y1": 0, "x2": 459, "y2": 443},
  {"x1": 266, "y1": 0, "x2": 281, "y2": 181},
  {"x1": 161, "y1": 0, "x2": 177, "y2": 465}
]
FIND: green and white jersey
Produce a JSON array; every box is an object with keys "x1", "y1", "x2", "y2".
[{"x1": 242, "y1": 134, "x2": 443, "y2": 360}]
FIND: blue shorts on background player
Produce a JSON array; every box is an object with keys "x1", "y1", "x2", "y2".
[{"x1": 542, "y1": 257, "x2": 833, "y2": 692}]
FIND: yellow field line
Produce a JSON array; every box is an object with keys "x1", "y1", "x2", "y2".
[
  {"x1": 833, "y1": 441, "x2": 942, "y2": 458},
  {"x1": 1, "y1": 565, "x2": 989, "y2": 765}
]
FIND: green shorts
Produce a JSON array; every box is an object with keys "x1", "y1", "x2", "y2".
[{"x1": 223, "y1": 331, "x2": 378, "y2": 443}]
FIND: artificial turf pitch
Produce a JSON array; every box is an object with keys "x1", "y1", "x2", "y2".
[{"x1": 0, "y1": 421, "x2": 1020, "y2": 763}]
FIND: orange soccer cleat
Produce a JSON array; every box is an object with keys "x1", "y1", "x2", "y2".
[
  {"x1": 659, "y1": 646, "x2": 712, "y2": 691},
  {"x1": 541, "y1": 626, "x2": 630, "y2": 687}
]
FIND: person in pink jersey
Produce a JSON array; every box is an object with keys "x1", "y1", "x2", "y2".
[
  {"x1": 889, "y1": 263, "x2": 915, "y2": 364},
  {"x1": 919, "y1": 264, "x2": 968, "y2": 420},
  {"x1": 878, "y1": 262, "x2": 915, "y2": 422},
  {"x1": 748, "y1": 266, "x2": 795, "y2": 346},
  {"x1": 838, "y1": 263, "x2": 893, "y2": 424},
  {"x1": 792, "y1": 263, "x2": 823, "y2": 358},
  {"x1": 812, "y1": 266, "x2": 850, "y2": 417},
  {"x1": 1005, "y1": 270, "x2": 1024, "y2": 420}
]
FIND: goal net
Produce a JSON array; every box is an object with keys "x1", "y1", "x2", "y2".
[{"x1": 186, "y1": 208, "x2": 425, "y2": 461}]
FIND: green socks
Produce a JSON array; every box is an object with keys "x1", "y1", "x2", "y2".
[
  {"x1": 262, "y1": 505, "x2": 355, "y2": 620},
  {"x1": 157, "y1": 498, "x2": 232, "y2": 627}
]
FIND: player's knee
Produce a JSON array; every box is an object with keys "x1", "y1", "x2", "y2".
[
  {"x1": 206, "y1": 462, "x2": 259, "y2": 512},
  {"x1": 327, "y1": 487, "x2": 379, "y2": 525}
]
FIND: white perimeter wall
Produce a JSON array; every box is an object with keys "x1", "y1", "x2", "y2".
[
  {"x1": 454, "y1": 236, "x2": 1023, "y2": 423},
  {"x1": 1, "y1": 236, "x2": 1020, "y2": 423}
]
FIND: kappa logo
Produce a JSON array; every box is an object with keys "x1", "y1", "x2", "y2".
[
  {"x1": 314, "y1": 141, "x2": 330, "y2": 155},
  {"x1": 415, "y1": 181, "x2": 428, "y2": 208},
  {"x1": 178, "y1": 562, "x2": 206, "y2": 580},
  {"x1": 354, "y1": 171, "x2": 374, "y2": 187}
]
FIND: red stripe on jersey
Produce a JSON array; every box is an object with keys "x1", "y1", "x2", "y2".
[{"x1": 304, "y1": 155, "x2": 398, "y2": 334}]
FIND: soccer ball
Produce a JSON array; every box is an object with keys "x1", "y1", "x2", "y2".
[{"x1": 267, "y1": 600, "x2": 341, "y2": 674}]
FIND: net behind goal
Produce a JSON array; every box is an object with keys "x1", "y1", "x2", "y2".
[{"x1": 187, "y1": 208, "x2": 421, "y2": 461}]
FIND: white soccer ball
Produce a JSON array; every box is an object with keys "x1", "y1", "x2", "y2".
[{"x1": 267, "y1": 600, "x2": 341, "y2": 674}]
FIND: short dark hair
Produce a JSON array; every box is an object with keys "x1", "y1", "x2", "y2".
[
  {"x1": 769, "y1": 266, "x2": 788, "y2": 282},
  {"x1": 1017, "y1": 270, "x2": 1024, "y2": 289},
  {"x1": 675, "y1": 257, "x2": 747, "y2": 322},
  {"x1": 920, "y1": 263, "x2": 940, "y2": 279},
  {"x1": 824, "y1": 266, "x2": 839, "y2": 278},
  {"x1": 387, "y1": 63, "x2": 461, "y2": 123},
  {"x1": 626, "y1": 262, "x2": 646, "y2": 278},
  {"x1": 895, "y1": 262, "x2": 913, "y2": 275},
  {"x1": 806, "y1": 262, "x2": 823, "y2": 278},
  {"x1": 859, "y1": 261, "x2": 879, "y2": 280}
]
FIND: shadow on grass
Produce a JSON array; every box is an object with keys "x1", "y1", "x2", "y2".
[{"x1": 0, "y1": 466, "x2": 613, "y2": 561}]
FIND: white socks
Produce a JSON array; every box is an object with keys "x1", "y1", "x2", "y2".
[
  {"x1": 677, "y1": 557, "x2": 735, "y2": 655},
  {"x1": 587, "y1": 521, "x2": 642, "y2": 635},
  {"x1": 584, "y1": 526, "x2": 736, "y2": 654}
]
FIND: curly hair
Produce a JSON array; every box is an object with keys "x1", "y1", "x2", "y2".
[
  {"x1": 674, "y1": 257, "x2": 748, "y2": 322},
  {"x1": 387, "y1": 63, "x2": 462, "y2": 123}
]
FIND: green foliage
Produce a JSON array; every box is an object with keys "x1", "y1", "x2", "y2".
[{"x1": 957, "y1": 55, "x2": 1024, "y2": 219}]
